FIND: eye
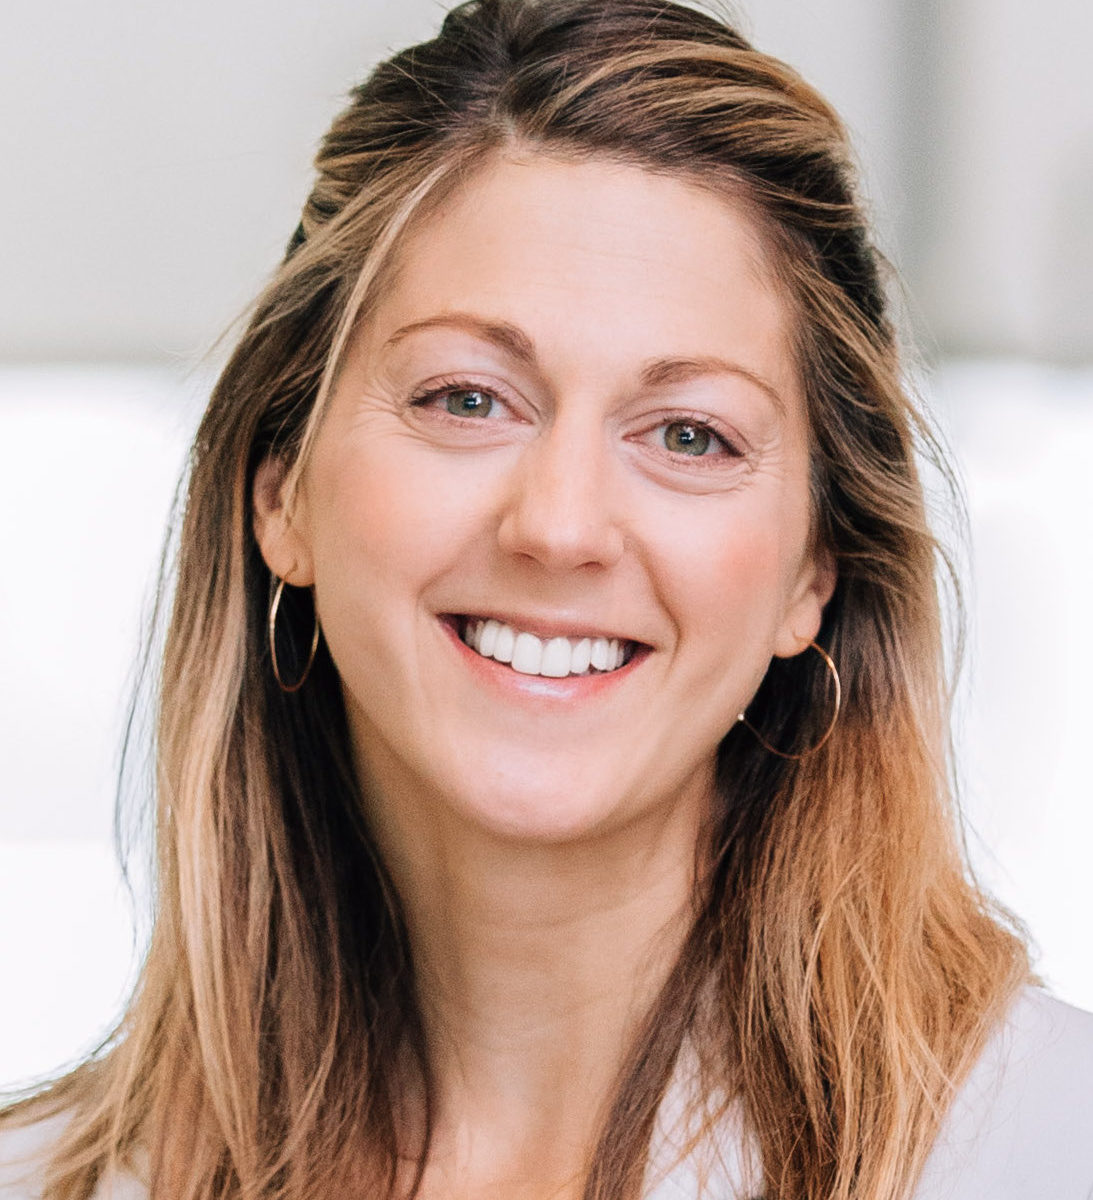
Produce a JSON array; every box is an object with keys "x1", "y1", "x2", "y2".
[
  {"x1": 656, "y1": 418, "x2": 738, "y2": 459},
  {"x1": 410, "y1": 379, "x2": 509, "y2": 420},
  {"x1": 662, "y1": 421, "x2": 714, "y2": 456},
  {"x1": 441, "y1": 387, "x2": 494, "y2": 418},
  {"x1": 628, "y1": 411, "x2": 745, "y2": 477}
]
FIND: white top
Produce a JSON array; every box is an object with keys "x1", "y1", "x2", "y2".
[
  {"x1": 3, "y1": 988, "x2": 1092, "y2": 1199},
  {"x1": 645, "y1": 987, "x2": 1093, "y2": 1198}
]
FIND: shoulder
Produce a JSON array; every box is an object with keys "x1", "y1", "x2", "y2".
[
  {"x1": 914, "y1": 987, "x2": 1093, "y2": 1200},
  {"x1": 646, "y1": 987, "x2": 1093, "y2": 1200},
  {"x1": 0, "y1": 1112, "x2": 146, "y2": 1200}
]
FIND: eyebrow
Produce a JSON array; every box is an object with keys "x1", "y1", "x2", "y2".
[{"x1": 382, "y1": 312, "x2": 786, "y2": 413}]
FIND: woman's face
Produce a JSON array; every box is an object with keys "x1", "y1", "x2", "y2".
[{"x1": 256, "y1": 154, "x2": 834, "y2": 842}]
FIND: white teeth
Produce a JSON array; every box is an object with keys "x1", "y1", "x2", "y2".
[
  {"x1": 478, "y1": 618, "x2": 500, "y2": 658},
  {"x1": 511, "y1": 632, "x2": 543, "y2": 675},
  {"x1": 494, "y1": 623, "x2": 515, "y2": 663},
  {"x1": 460, "y1": 619, "x2": 632, "y2": 679},
  {"x1": 540, "y1": 637, "x2": 572, "y2": 678}
]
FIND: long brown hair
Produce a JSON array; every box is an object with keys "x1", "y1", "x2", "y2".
[{"x1": 4, "y1": 2, "x2": 1028, "y2": 1197}]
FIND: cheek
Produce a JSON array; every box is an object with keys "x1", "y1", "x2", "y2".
[
  {"x1": 302, "y1": 440, "x2": 504, "y2": 627},
  {"x1": 645, "y1": 487, "x2": 810, "y2": 683},
  {"x1": 654, "y1": 491, "x2": 797, "y2": 610},
  {"x1": 682, "y1": 529, "x2": 785, "y2": 640},
  {"x1": 313, "y1": 449, "x2": 431, "y2": 562}
]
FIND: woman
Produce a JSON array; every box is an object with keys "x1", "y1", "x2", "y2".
[{"x1": 3, "y1": 1, "x2": 1091, "y2": 1197}]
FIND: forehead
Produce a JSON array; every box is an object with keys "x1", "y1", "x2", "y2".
[{"x1": 357, "y1": 153, "x2": 800, "y2": 410}]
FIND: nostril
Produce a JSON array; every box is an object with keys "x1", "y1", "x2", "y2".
[{"x1": 497, "y1": 510, "x2": 626, "y2": 572}]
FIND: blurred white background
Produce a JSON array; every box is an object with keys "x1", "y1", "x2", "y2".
[{"x1": 1, "y1": 0, "x2": 1090, "y2": 1088}]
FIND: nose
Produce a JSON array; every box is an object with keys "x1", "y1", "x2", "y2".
[{"x1": 496, "y1": 416, "x2": 625, "y2": 572}]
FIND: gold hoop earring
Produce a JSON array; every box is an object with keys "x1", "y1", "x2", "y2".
[
  {"x1": 268, "y1": 576, "x2": 320, "y2": 693},
  {"x1": 738, "y1": 640, "x2": 841, "y2": 760}
]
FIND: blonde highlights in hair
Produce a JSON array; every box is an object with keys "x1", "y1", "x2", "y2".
[{"x1": 4, "y1": 3, "x2": 1027, "y2": 1198}]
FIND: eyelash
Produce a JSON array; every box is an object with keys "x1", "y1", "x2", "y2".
[
  {"x1": 409, "y1": 376, "x2": 514, "y2": 418},
  {"x1": 644, "y1": 410, "x2": 743, "y2": 462},
  {"x1": 409, "y1": 380, "x2": 743, "y2": 462}
]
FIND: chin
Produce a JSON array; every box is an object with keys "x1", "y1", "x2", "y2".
[
  {"x1": 456, "y1": 791, "x2": 621, "y2": 846},
  {"x1": 437, "y1": 761, "x2": 641, "y2": 846},
  {"x1": 456, "y1": 750, "x2": 712, "y2": 848}
]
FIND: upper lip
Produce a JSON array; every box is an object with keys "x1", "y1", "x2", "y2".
[{"x1": 445, "y1": 610, "x2": 653, "y2": 647}]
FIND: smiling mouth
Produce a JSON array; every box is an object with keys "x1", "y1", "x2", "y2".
[{"x1": 455, "y1": 616, "x2": 640, "y2": 679}]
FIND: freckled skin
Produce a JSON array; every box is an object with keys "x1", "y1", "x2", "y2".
[{"x1": 255, "y1": 154, "x2": 834, "y2": 845}]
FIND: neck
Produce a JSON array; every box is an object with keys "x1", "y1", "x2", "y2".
[{"x1": 360, "y1": 768, "x2": 710, "y2": 1193}]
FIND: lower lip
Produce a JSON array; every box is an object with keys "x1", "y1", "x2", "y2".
[{"x1": 439, "y1": 617, "x2": 648, "y2": 702}]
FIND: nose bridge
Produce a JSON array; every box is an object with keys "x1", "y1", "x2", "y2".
[{"x1": 497, "y1": 404, "x2": 624, "y2": 570}]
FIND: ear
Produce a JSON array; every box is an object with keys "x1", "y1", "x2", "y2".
[
  {"x1": 252, "y1": 455, "x2": 315, "y2": 586},
  {"x1": 772, "y1": 543, "x2": 837, "y2": 659}
]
